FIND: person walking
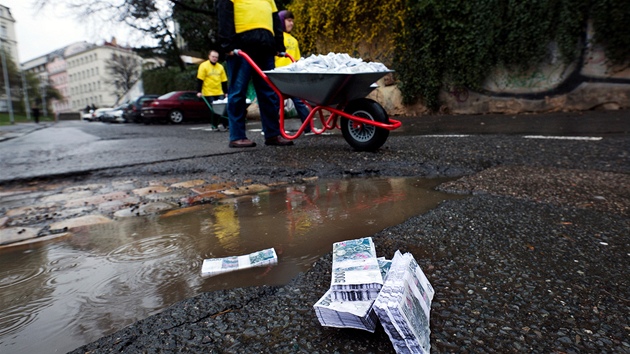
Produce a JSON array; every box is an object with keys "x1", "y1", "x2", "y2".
[
  {"x1": 31, "y1": 105, "x2": 40, "y2": 124},
  {"x1": 197, "y1": 49, "x2": 229, "y2": 131},
  {"x1": 217, "y1": 0, "x2": 294, "y2": 148},
  {"x1": 275, "y1": 10, "x2": 312, "y2": 134}
]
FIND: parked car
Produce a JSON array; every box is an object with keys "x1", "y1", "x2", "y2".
[
  {"x1": 125, "y1": 94, "x2": 160, "y2": 123},
  {"x1": 101, "y1": 104, "x2": 128, "y2": 123},
  {"x1": 81, "y1": 110, "x2": 94, "y2": 121},
  {"x1": 89, "y1": 107, "x2": 115, "y2": 122},
  {"x1": 141, "y1": 91, "x2": 214, "y2": 124}
]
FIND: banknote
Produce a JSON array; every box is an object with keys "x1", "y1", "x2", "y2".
[
  {"x1": 374, "y1": 251, "x2": 434, "y2": 354},
  {"x1": 313, "y1": 289, "x2": 379, "y2": 332},
  {"x1": 200, "y1": 248, "x2": 277, "y2": 277},
  {"x1": 331, "y1": 237, "x2": 383, "y2": 301}
]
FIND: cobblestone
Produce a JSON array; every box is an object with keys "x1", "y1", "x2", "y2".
[{"x1": 0, "y1": 178, "x2": 285, "y2": 246}]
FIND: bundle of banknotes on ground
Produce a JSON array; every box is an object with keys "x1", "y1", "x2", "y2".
[
  {"x1": 313, "y1": 237, "x2": 434, "y2": 353},
  {"x1": 314, "y1": 237, "x2": 384, "y2": 332},
  {"x1": 374, "y1": 250, "x2": 435, "y2": 353},
  {"x1": 272, "y1": 52, "x2": 390, "y2": 73},
  {"x1": 200, "y1": 247, "x2": 277, "y2": 277}
]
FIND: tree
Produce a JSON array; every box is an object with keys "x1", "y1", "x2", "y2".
[
  {"x1": 0, "y1": 47, "x2": 22, "y2": 94},
  {"x1": 172, "y1": 0, "x2": 293, "y2": 56},
  {"x1": 0, "y1": 47, "x2": 61, "y2": 114},
  {"x1": 172, "y1": 0, "x2": 218, "y2": 55},
  {"x1": 34, "y1": 0, "x2": 192, "y2": 70},
  {"x1": 105, "y1": 53, "x2": 142, "y2": 100},
  {"x1": 33, "y1": 0, "x2": 292, "y2": 68}
]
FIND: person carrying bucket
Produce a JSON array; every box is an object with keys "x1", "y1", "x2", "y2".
[
  {"x1": 275, "y1": 10, "x2": 312, "y2": 134},
  {"x1": 197, "y1": 49, "x2": 229, "y2": 131}
]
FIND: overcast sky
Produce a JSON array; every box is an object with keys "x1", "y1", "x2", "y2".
[{"x1": 2, "y1": 0, "x2": 144, "y2": 63}]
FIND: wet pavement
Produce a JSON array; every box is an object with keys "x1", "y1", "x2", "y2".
[
  {"x1": 0, "y1": 111, "x2": 629, "y2": 353},
  {"x1": 1, "y1": 177, "x2": 461, "y2": 353}
]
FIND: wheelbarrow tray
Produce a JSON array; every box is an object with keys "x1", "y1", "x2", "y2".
[
  {"x1": 209, "y1": 98, "x2": 251, "y2": 116},
  {"x1": 211, "y1": 101, "x2": 227, "y2": 116},
  {"x1": 263, "y1": 70, "x2": 394, "y2": 106}
]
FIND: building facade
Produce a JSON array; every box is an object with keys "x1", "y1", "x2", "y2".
[
  {"x1": 0, "y1": 4, "x2": 19, "y2": 112},
  {"x1": 66, "y1": 41, "x2": 143, "y2": 111},
  {"x1": 0, "y1": 4, "x2": 19, "y2": 65},
  {"x1": 21, "y1": 40, "x2": 145, "y2": 114},
  {"x1": 5, "y1": 4, "x2": 158, "y2": 115}
]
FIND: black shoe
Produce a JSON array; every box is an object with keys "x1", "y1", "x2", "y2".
[
  {"x1": 265, "y1": 136, "x2": 294, "y2": 146},
  {"x1": 229, "y1": 139, "x2": 257, "y2": 148}
]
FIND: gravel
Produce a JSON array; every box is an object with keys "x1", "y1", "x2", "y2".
[{"x1": 58, "y1": 131, "x2": 629, "y2": 353}]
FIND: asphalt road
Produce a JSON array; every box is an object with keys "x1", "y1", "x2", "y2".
[
  {"x1": 1, "y1": 110, "x2": 629, "y2": 353},
  {"x1": 0, "y1": 109, "x2": 628, "y2": 183}
]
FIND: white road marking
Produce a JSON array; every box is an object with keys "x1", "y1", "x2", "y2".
[
  {"x1": 189, "y1": 126, "x2": 214, "y2": 130},
  {"x1": 523, "y1": 135, "x2": 602, "y2": 141},
  {"x1": 419, "y1": 134, "x2": 471, "y2": 138},
  {"x1": 193, "y1": 128, "x2": 605, "y2": 141}
]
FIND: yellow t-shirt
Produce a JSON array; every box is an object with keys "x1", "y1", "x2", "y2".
[
  {"x1": 197, "y1": 61, "x2": 228, "y2": 96},
  {"x1": 232, "y1": 0, "x2": 277, "y2": 34},
  {"x1": 275, "y1": 32, "x2": 300, "y2": 67}
]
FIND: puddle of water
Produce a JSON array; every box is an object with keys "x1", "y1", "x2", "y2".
[{"x1": 0, "y1": 177, "x2": 462, "y2": 353}]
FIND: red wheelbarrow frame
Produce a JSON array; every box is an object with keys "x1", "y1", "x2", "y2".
[{"x1": 234, "y1": 50, "x2": 402, "y2": 141}]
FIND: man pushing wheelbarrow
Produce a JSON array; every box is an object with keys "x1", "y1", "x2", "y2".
[
  {"x1": 197, "y1": 49, "x2": 229, "y2": 132},
  {"x1": 217, "y1": 0, "x2": 400, "y2": 151},
  {"x1": 217, "y1": 0, "x2": 293, "y2": 148}
]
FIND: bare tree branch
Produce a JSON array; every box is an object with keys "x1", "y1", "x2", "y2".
[{"x1": 104, "y1": 53, "x2": 142, "y2": 99}]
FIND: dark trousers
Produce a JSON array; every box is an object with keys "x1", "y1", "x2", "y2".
[
  {"x1": 32, "y1": 108, "x2": 40, "y2": 123},
  {"x1": 227, "y1": 53, "x2": 280, "y2": 141}
]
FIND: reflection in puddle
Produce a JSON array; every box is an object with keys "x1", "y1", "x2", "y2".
[{"x1": 0, "y1": 177, "x2": 462, "y2": 353}]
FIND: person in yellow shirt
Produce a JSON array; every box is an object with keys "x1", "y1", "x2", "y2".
[
  {"x1": 217, "y1": 0, "x2": 293, "y2": 148},
  {"x1": 197, "y1": 49, "x2": 229, "y2": 131},
  {"x1": 276, "y1": 10, "x2": 312, "y2": 134}
]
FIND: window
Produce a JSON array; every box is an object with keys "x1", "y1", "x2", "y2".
[{"x1": 179, "y1": 92, "x2": 197, "y2": 101}]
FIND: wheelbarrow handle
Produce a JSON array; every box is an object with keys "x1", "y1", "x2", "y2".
[
  {"x1": 200, "y1": 95, "x2": 213, "y2": 109},
  {"x1": 234, "y1": 49, "x2": 296, "y2": 63},
  {"x1": 233, "y1": 49, "x2": 279, "y2": 96},
  {"x1": 233, "y1": 49, "x2": 295, "y2": 139},
  {"x1": 278, "y1": 52, "x2": 296, "y2": 63}
]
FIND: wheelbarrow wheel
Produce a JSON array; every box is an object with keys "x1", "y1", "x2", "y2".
[{"x1": 341, "y1": 98, "x2": 390, "y2": 151}]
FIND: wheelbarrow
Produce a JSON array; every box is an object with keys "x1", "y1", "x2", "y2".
[
  {"x1": 200, "y1": 96, "x2": 229, "y2": 130},
  {"x1": 235, "y1": 50, "x2": 401, "y2": 151},
  {"x1": 201, "y1": 96, "x2": 251, "y2": 130}
]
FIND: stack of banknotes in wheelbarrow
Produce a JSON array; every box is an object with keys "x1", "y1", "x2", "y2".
[{"x1": 313, "y1": 237, "x2": 435, "y2": 353}]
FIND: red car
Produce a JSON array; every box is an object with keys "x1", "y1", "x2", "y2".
[{"x1": 141, "y1": 91, "x2": 214, "y2": 124}]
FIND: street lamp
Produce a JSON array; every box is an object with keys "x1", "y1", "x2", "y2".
[
  {"x1": 39, "y1": 83, "x2": 47, "y2": 117},
  {"x1": 0, "y1": 37, "x2": 14, "y2": 124},
  {"x1": 21, "y1": 70, "x2": 30, "y2": 120}
]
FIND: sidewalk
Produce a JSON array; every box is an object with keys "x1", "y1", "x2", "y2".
[{"x1": 0, "y1": 122, "x2": 51, "y2": 142}]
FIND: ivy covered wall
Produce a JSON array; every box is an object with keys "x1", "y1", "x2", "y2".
[{"x1": 289, "y1": 0, "x2": 630, "y2": 113}]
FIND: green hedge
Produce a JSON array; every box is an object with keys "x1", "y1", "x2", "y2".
[
  {"x1": 393, "y1": 0, "x2": 629, "y2": 110},
  {"x1": 288, "y1": 0, "x2": 629, "y2": 111},
  {"x1": 142, "y1": 66, "x2": 198, "y2": 95}
]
